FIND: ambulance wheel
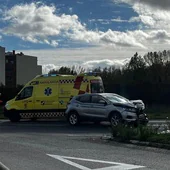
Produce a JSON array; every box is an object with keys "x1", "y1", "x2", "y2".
[
  {"x1": 9, "y1": 110, "x2": 21, "y2": 122},
  {"x1": 68, "y1": 111, "x2": 79, "y2": 126},
  {"x1": 31, "y1": 117, "x2": 37, "y2": 121},
  {"x1": 109, "y1": 112, "x2": 122, "y2": 127}
]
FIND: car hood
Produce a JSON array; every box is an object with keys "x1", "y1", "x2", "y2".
[
  {"x1": 6, "y1": 98, "x2": 15, "y2": 105},
  {"x1": 130, "y1": 100, "x2": 145, "y2": 110},
  {"x1": 111, "y1": 101, "x2": 136, "y2": 108}
]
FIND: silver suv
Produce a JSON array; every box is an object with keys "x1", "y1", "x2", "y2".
[{"x1": 65, "y1": 93, "x2": 148, "y2": 126}]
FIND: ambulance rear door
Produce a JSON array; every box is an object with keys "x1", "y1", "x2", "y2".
[{"x1": 58, "y1": 77, "x2": 74, "y2": 109}]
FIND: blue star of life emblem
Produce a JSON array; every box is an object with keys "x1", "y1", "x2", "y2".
[{"x1": 44, "y1": 87, "x2": 52, "y2": 96}]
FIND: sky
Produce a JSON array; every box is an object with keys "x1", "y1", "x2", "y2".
[{"x1": 0, "y1": 0, "x2": 170, "y2": 73}]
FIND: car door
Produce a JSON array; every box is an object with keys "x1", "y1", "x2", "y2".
[
  {"x1": 89, "y1": 95, "x2": 107, "y2": 118},
  {"x1": 77, "y1": 95, "x2": 91, "y2": 117},
  {"x1": 15, "y1": 86, "x2": 34, "y2": 111}
]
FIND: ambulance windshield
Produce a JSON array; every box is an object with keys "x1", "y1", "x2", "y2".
[{"x1": 91, "y1": 80, "x2": 104, "y2": 93}]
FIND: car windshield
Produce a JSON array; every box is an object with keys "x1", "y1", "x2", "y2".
[
  {"x1": 91, "y1": 80, "x2": 104, "y2": 93},
  {"x1": 103, "y1": 94, "x2": 130, "y2": 103}
]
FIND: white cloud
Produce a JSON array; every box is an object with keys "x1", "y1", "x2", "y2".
[
  {"x1": 115, "y1": 0, "x2": 170, "y2": 30},
  {"x1": 90, "y1": 18, "x2": 128, "y2": 23},
  {"x1": 111, "y1": 17, "x2": 128, "y2": 22},
  {"x1": 139, "y1": 15, "x2": 155, "y2": 27},
  {"x1": 0, "y1": 2, "x2": 165, "y2": 50},
  {"x1": 148, "y1": 30, "x2": 170, "y2": 43},
  {"x1": 68, "y1": 29, "x2": 147, "y2": 48},
  {"x1": 5, "y1": 1, "x2": 170, "y2": 74},
  {"x1": 69, "y1": 7, "x2": 73, "y2": 13},
  {"x1": 100, "y1": 30, "x2": 146, "y2": 48},
  {"x1": 133, "y1": 3, "x2": 170, "y2": 29},
  {"x1": 77, "y1": 1, "x2": 84, "y2": 4},
  {"x1": 2, "y1": 2, "x2": 85, "y2": 46},
  {"x1": 125, "y1": 0, "x2": 170, "y2": 10},
  {"x1": 51, "y1": 40, "x2": 59, "y2": 47},
  {"x1": 41, "y1": 59, "x2": 129, "y2": 74},
  {"x1": 112, "y1": 0, "x2": 170, "y2": 48},
  {"x1": 43, "y1": 39, "x2": 58, "y2": 47},
  {"x1": 82, "y1": 59, "x2": 129, "y2": 70},
  {"x1": 22, "y1": 36, "x2": 39, "y2": 43},
  {"x1": 42, "y1": 64, "x2": 61, "y2": 74},
  {"x1": 18, "y1": 42, "x2": 170, "y2": 74},
  {"x1": 2, "y1": 2, "x2": 170, "y2": 50},
  {"x1": 16, "y1": 47, "x2": 145, "y2": 74},
  {"x1": 129, "y1": 17, "x2": 141, "y2": 23}
]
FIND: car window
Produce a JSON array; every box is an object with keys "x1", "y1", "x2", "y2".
[
  {"x1": 77, "y1": 95, "x2": 91, "y2": 103},
  {"x1": 104, "y1": 94, "x2": 129, "y2": 103},
  {"x1": 17, "y1": 86, "x2": 33, "y2": 100},
  {"x1": 24, "y1": 87, "x2": 33, "y2": 98},
  {"x1": 91, "y1": 96, "x2": 105, "y2": 104}
]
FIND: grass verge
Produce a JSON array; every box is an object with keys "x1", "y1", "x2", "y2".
[
  {"x1": 146, "y1": 105, "x2": 170, "y2": 120},
  {"x1": 110, "y1": 123, "x2": 170, "y2": 149},
  {"x1": 147, "y1": 113, "x2": 170, "y2": 120}
]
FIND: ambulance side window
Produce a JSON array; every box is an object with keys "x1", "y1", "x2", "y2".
[{"x1": 16, "y1": 86, "x2": 33, "y2": 100}]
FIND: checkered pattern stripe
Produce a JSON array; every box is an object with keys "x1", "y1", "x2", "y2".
[
  {"x1": 59, "y1": 79, "x2": 75, "y2": 84},
  {"x1": 59, "y1": 79, "x2": 89, "y2": 84},
  {"x1": 83, "y1": 79, "x2": 88, "y2": 82},
  {"x1": 20, "y1": 112, "x2": 64, "y2": 118}
]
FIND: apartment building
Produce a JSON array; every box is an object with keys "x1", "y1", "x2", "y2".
[
  {"x1": 0, "y1": 47, "x2": 42, "y2": 87},
  {"x1": 0, "y1": 46, "x2": 5, "y2": 85}
]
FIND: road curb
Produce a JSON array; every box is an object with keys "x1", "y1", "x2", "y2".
[
  {"x1": 101, "y1": 135, "x2": 170, "y2": 150},
  {"x1": 0, "y1": 162, "x2": 10, "y2": 170},
  {"x1": 130, "y1": 140, "x2": 170, "y2": 150}
]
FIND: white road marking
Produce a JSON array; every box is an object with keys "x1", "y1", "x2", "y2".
[
  {"x1": 0, "y1": 162, "x2": 10, "y2": 170},
  {"x1": 48, "y1": 154, "x2": 90, "y2": 170},
  {"x1": 67, "y1": 134, "x2": 104, "y2": 137},
  {"x1": 47, "y1": 154, "x2": 145, "y2": 170}
]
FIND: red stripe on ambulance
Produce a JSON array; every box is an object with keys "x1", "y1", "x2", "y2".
[{"x1": 73, "y1": 76, "x2": 84, "y2": 90}]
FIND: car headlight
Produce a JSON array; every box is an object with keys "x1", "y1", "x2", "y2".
[
  {"x1": 5, "y1": 102, "x2": 9, "y2": 109},
  {"x1": 125, "y1": 107, "x2": 136, "y2": 112},
  {"x1": 118, "y1": 107, "x2": 136, "y2": 113}
]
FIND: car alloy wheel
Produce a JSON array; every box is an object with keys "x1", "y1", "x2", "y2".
[
  {"x1": 69, "y1": 112, "x2": 79, "y2": 125},
  {"x1": 110, "y1": 113, "x2": 122, "y2": 127}
]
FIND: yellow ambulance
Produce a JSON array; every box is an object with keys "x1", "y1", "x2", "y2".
[{"x1": 4, "y1": 73, "x2": 104, "y2": 122}]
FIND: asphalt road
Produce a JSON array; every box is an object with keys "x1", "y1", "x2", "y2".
[{"x1": 0, "y1": 119, "x2": 170, "y2": 170}]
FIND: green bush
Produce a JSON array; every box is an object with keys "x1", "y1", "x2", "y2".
[
  {"x1": 110, "y1": 124, "x2": 169, "y2": 144},
  {"x1": 148, "y1": 134, "x2": 170, "y2": 144},
  {"x1": 166, "y1": 121, "x2": 170, "y2": 130},
  {"x1": 111, "y1": 124, "x2": 137, "y2": 142},
  {"x1": 136, "y1": 126, "x2": 156, "y2": 141}
]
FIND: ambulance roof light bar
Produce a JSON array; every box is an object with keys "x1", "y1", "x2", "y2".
[
  {"x1": 38, "y1": 74, "x2": 60, "y2": 77},
  {"x1": 80, "y1": 72, "x2": 100, "y2": 76},
  {"x1": 36, "y1": 72, "x2": 101, "y2": 78}
]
